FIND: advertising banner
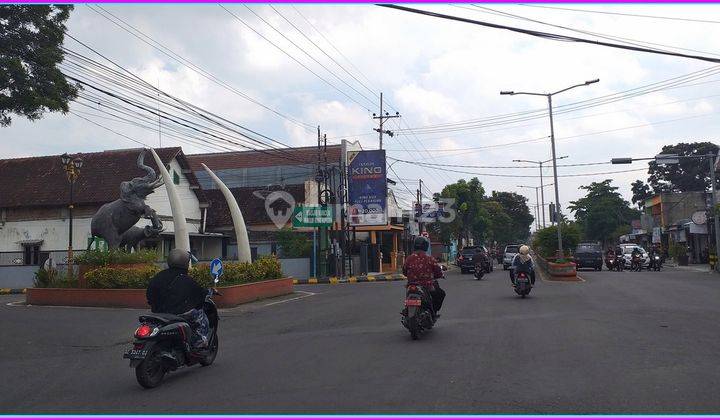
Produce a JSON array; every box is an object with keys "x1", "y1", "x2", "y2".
[{"x1": 347, "y1": 150, "x2": 387, "y2": 226}]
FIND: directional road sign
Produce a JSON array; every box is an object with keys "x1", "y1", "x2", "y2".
[{"x1": 292, "y1": 205, "x2": 333, "y2": 227}]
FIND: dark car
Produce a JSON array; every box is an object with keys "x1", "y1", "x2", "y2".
[
  {"x1": 457, "y1": 246, "x2": 486, "y2": 274},
  {"x1": 574, "y1": 243, "x2": 604, "y2": 271}
]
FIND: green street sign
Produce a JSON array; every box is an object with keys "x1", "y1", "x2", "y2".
[{"x1": 292, "y1": 205, "x2": 333, "y2": 227}]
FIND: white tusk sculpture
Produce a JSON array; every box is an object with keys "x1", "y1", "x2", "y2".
[
  {"x1": 149, "y1": 148, "x2": 190, "y2": 252},
  {"x1": 201, "y1": 163, "x2": 251, "y2": 263}
]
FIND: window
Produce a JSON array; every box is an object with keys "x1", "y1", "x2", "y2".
[
  {"x1": 23, "y1": 245, "x2": 40, "y2": 266},
  {"x1": 173, "y1": 170, "x2": 180, "y2": 185}
]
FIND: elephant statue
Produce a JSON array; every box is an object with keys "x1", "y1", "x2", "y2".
[{"x1": 89, "y1": 149, "x2": 165, "y2": 250}]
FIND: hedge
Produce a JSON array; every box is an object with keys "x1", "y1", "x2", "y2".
[
  {"x1": 84, "y1": 266, "x2": 161, "y2": 289},
  {"x1": 74, "y1": 249, "x2": 159, "y2": 266},
  {"x1": 190, "y1": 256, "x2": 283, "y2": 287}
]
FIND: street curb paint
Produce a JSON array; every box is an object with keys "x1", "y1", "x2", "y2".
[
  {"x1": 0, "y1": 288, "x2": 26, "y2": 295},
  {"x1": 293, "y1": 274, "x2": 406, "y2": 285}
]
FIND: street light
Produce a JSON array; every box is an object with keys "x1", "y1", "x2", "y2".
[
  {"x1": 518, "y1": 183, "x2": 554, "y2": 231},
  {"x1": 60, "y1": 153, "x2": 84, "y2": 280},
  {"x1": 514, "y1": 157, "x2": 567, "y2": 228},
  {"x1": 612, "y1": 153, "x2": 720, "y2": 272},
  {"x1": 502, "y1": 78, "x2": 600, "y2": 258}
]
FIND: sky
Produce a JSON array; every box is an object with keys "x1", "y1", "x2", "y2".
[{"x1": 4, "y1": 3, "x2": 720, "y2": 228}]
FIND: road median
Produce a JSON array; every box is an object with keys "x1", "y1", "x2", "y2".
[
  {"x1": 0, "y1": 288, "x2": 27, "y2": 295},
  {"x1": 293, "y1": 273, "x2": 406, "y2": 285}
]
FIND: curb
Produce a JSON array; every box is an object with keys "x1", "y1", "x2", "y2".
[
  {"x1": 293, "y1": 274, "x2": 406, "y2": 285},
  {"x1": 0, "y1": 288, "x2": 27, "y2": 295}
]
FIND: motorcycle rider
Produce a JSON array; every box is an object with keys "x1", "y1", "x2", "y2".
[
  {"x1": 631, "y1": 246, "x2": 643, "y2": 270},
  {"x1": 510, "y1": 244, "x2": 535, "y2": 285},
  {"x1": 648, "y1": 244, "x2": 661, "y2": 269},
  {"x1": 473, "y1": 246, "x2": 491, "y2": 273},
  {"x1": 146, "y1": 249, "x2": 209, "y2": 350},
  {"x1": 403, "y1": 236, "x2": 446, "y2": 317}
]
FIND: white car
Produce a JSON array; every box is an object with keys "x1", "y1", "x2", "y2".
[
  {"x1": 502, "y1": 244, "x2": 520, "y2": 270},
  {"x1": 619, "y1": 243, "x2": 649, "y2": 268}
]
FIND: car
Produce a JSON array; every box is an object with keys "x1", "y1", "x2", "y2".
[
  {"x1": 619, "y1": 243, "x2": 649, "y2": 269},
  {"x1": 573, "y1": 243, "x2": 603, "y2": 271},
  {"x1": 456, "y1": 246, "x2": 488, "y2": 274},
  {"x1": 502, "y1": 244, "x2": 521, "y2": 270}
]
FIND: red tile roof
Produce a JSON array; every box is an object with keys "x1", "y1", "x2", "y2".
[
  {"x1": 204, "y1": 185, "x2": 306, "y2": 228},
  {"x1": 0, "y1": 147, "x2": 206, "y2": 209},
  {"x1": 186, "y1": 144, "x2": 342, "y2": 171}
]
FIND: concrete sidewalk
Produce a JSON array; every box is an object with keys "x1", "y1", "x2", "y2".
[
  {"x1": 0, "y1": 288, "x2": 26, "y2": 295},
  {"x1": 665, "y1": 263, "x2": 715, "y2": 273}
]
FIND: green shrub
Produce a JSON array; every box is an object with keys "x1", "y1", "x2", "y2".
[
  {"x1": 189, "y1": 255, "x2": 283, "y2": 287},
  {"x1": 74, "y1": 249, "x2": 159, "y2": 266},
  {"x1": 33, "y1": 268, "x2": 77, "y2": 288},
  {"x1": 85, "y1": 266, "x2": 160, "y2": 289},
  {"x1": 276, "y1": 228, "x2": 312, "y2": 258}
]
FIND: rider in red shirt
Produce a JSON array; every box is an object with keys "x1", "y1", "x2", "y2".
[{"x1": 403, "y1": 236, "x2": 446, "y2": 316}]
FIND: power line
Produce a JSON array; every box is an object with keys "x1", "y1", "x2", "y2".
[
  {"x1": 86, "y1": 4, "x2": 315, "y2": 132},
  {"x1": 220, "y1": 5, "x2": 373, "y2": 112},
  {"x1": 378, "y1": 5, "x2": 720, "y2": 63},
  {"x1": 519, "y1": 4, "x2": 720, "y2": 25}
]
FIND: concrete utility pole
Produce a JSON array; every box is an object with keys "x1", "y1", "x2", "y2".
[
  {"x1": 502, "y1": 78, "x2": 600, "y2": 258},
  {"x1": 372, "y1": 92, "x2": 400, "y2": 150},
  {"x1": 514, "y1": 159, "x2": 566, "y2": 228}
]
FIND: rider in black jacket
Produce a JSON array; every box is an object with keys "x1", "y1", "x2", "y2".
[{"x1": 146, "y1": 249, "x2": 209, "y2": 348}]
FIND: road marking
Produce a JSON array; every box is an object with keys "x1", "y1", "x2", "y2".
[{"x1": 262, "y1": 290, "x2": 316, "y2": 307}]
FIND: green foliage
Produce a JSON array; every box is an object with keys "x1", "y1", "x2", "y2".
[
  {"x1": 568, "y1": 180, "x2": 640, "y2": 245},
  {"x1": 33, "y1": 268, "x2": 77, "y2": 288},
  {"x1": 0, "y1": 5, "x2": 79, "y2": 126},
  {"x1": 84, "y1": 266, "x2": 161, "y2": 289},
  {"x1": 631, "y1": 180, "x2": 653, "y2": 209},
  {"x1": 491, "y1": 191, "x2": 534, "y2": 242},
  {"x1": 74, "y1": 249, "x2": 159, "y2": 266},
  {"x1": 189, "y1": 255, "x2": 283, "y2": 287},
  {"x1": 668, "y1": 242, "x2": 688, "y2": 260},
  {"x1": 532, "y1": 222, "x2": 582, "y2": 258},
  {"x1": 647, "y1": 142, "x2": 719, "y2": 193},
  {"x1": 436, "y1": 178, "x2": 487, "y2": 244},
  {"x1": 275, "y1": 228, "x2": 311, "y2": 258}
]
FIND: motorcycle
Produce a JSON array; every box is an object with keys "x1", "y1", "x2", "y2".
[
  {"x1": 514, "y1": 270, "x2": 532, "y2": 298},
  {"x1": 614, "y1": 257, "x2": 624, "y2": 272},
  {"x1": 605, "y1": 255, "x2": 616, "y2": 270},
  {"x1": 401, "y1": 267, "x2": 446, "y2": 340},
  {"x1": 474, "y1": 261, "x2": 485, "y2": 280},
  {"x1": 649, "y1": 254, "x2": 662, "y2": 271},
  {"x1": 631, "y1": 254, "x2": 643, "y2": 271},
  {"x1": 123, "y1": 280, "x2": 221, "y2": 388}
]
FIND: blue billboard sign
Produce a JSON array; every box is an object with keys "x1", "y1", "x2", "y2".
[{"x1": 347, "y1": 150, "x2": 387, "y2": 226}]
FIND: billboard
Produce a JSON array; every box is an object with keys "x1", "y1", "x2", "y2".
[{"x1": 347, "y1": 150, "x2": 387, "y2": 226}]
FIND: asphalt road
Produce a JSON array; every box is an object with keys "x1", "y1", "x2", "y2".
[{"x1": 1, "y1": 265, "x2": 719, "y2": 414}]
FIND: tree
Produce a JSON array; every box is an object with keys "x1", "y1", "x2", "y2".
[
  {"x1": 630, "y1": 180, "x2": 653, "y2": 209},
  {"x1": 532, "y1": 222, "x2": 582, "y2": 259},
  {"x1": 0, "y1": 5, "x2": 78, "y2": 126},
  {"x1": 647, "y1": 142, "x2": 719, "y2": 193},
  {"x1": 435, "y1": 178, "x2": 487, "y2": 245},
  {"x1": 491, "y1": 191, "x2": 534, "y2": 242},
  {"x1": 568, "y1": 180, "x2": 640, "y2": 246},
  {"x1": 276, "y1": 228, "x2": 311, "y2": 258},
  {"x1": 480, "y1": 200, "x2": 514, "y2": 245}
]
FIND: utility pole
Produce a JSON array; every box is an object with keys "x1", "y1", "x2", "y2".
[
  {"x1": 372, "y1": 92, "x2": 400, "y2": 150},
  {"x1": 502, "y1": 78, "x2": 599, "y2": 258},
  {"x1": 514, "y1": 159, "x2": 566, "y2": 228},
  {"x1": 710, "y1": 155, "x2": 720, "y2": 272},
  {"x1": 417, "y1": 179, "x2": 424, "y2": 235}
]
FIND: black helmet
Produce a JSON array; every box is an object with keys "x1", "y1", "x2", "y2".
[
  {"x1": 167, "y1": 248, "x2": 191, "y2": 270},
  {"x1": 413, "y1": 236, "x2": 430, "y2": 252}
]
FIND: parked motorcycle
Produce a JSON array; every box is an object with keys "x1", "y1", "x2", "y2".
[
  {"x1": 123, "y1": 281, "x2": 221, "y2": 388},
  {"x1": 514, "y1": 270, "x2": 532, "y2": 298}
]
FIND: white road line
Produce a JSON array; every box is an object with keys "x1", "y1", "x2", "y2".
[{"x1": 262, "y1": 290, "x2": 316, "y2": 307}]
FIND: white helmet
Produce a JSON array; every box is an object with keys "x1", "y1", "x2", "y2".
[{"x1": 519, "y1": 245, "x2": 530, "y2": 255}]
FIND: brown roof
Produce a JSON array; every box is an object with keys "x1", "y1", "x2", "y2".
[
  {"x1": 0, "y1": 147, "x2": 206, "y2": 209},
  {"x1": 186, "y1": 144, "x2": 342, "y2": 171},
  {"x1": 204, "y1": 185, "x2": 306, "y2": 228}
]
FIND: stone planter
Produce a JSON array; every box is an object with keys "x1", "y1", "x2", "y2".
[
  {"x1": 26, "y1": 277, "x2": 293, "y2": 308},
  {"x1": 534, "y1": 255, "x2": 578, "y2": 280}
]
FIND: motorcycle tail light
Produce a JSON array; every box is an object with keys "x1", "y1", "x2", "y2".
[
  {"x1": 407, "y1": 284, "x2": 418, "y2": 292},
  {"x1": 134, "y1": 324, "x2": 157, "y2": 339},
  {"x1": 458, "y1": 255, "x2": 464, "y2": 261}
]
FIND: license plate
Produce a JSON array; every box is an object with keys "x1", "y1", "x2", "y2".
[
  {"x1": 123, "y1": 348, "x2": 149, "y2": 360},
  {"x1": 467, "y1": 257, "x2": 473, "y2": 261},
  {"x1": 405, "y1": 299, "x2": 422, "y2": 306}
]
